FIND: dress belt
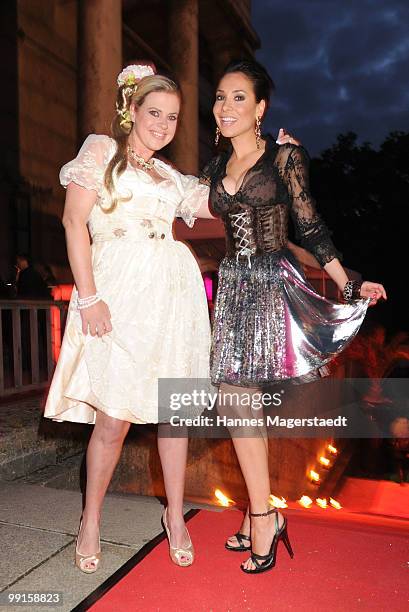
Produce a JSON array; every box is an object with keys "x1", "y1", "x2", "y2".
[{"x1": 92, "y1": 225, "x2": 171, "y2": 243}]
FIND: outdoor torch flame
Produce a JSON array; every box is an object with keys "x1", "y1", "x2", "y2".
[
  {"x1": 316, "y1": 497, "x2": 328, "y2": 509},
  {"x1": 298, "y1": 495, "x2": 313, "y2": 508},
  {"x1": 214, "y1": 489, "x2": 235, "y2": 507},
  {"x1": 330, "y1": 497, "x2": 342, "y2": 510},
  {"x1": 319, "y1": 456, "x2": 330, "y2": 467},
  {"x1": 269, "y1": 494, "x2": 288, "y2": 509},
  {"x1": 309, "y1": 469, "x2": 320, "y2": 483}
]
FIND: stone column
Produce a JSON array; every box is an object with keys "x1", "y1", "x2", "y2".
[
  {"x1": 168, "y1": 0, "x2": 199, "y2": 175},
  {"x1": 78, "y1": 0, "x2": 122, "y2": 140},
  {"x1": 211, "y1": 36, "x2": 245, "y2": 82}
]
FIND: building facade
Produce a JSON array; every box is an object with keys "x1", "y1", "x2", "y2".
[{"x1": 0, "y1": 0, "x2": 259, "y2": 283}]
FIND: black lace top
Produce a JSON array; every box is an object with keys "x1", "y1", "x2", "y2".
[{"x1": 199, "y1": 135, "x2": 340, "y2": 267}]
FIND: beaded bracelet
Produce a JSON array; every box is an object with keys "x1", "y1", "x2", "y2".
[
  {"x1": 77, "y1": 292, "x2": 101, "y2": 310},
  {"x1": 343, "y1": 280, "x2": 363, "y2": 302}
]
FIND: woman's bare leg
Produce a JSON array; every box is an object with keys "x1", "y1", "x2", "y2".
[
  {"x1": 157, "y1": 424, "x2": 191, "y2": 555},
  {"x1": 220, "y1": 383, "x2": 267, "y2": 547},
  {"x1": 227, "y1": 433, "x2": 269, "y2": 548},
  {"x1": 219, "y1": 383, "x2": 283, "y2": 570},
  {"x1": 77, "y1": 411, "x2": 130, "y2": 567}
]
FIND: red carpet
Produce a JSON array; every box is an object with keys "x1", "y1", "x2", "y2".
[
  {"x1": 337, "y1": 478, "x2": 409, "y2": 519},
  {"x1": 87, "y1": 508, "x2": 409, "y2": 612}
]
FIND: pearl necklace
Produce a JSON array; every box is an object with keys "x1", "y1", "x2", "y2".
[{"x1": 127, "y1": 145, "x2": 155, "y2": 171}]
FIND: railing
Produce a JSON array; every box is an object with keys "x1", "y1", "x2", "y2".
[
  {"x1": 0, "y1": 300, "x2": 69, "y2": 396},
  {"x1": 0, "y1": 261, "x2": 356, "y2": 398}
]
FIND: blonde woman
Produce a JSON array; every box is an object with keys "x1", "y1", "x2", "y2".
[{"x1": 44, "y1": 65, "x2": 214, "y2": 571}]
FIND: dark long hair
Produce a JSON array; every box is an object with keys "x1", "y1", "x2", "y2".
[{"x1": 221, "y1": 59, "x2": 275, "y2": 113}]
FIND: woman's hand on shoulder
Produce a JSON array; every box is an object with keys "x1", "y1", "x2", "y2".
[
  {"x1": 80, "y1": 300, "x2": 112, "y2": 337},
  {"x1": 276, "y1": 128, "x2": 301, "y2": 146}
]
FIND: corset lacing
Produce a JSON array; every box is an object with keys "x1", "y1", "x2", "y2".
[{"x1": 230, "y1": 210, "x2": 256, "y2": 268}]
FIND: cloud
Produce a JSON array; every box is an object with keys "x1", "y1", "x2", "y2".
[{"x1": 253, "y1": 0, "x2": 409, "y2": 154}]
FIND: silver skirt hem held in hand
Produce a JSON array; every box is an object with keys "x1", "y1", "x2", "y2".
[{"x1": 210, "y1": 249, "x2": 369, "y2": 387}]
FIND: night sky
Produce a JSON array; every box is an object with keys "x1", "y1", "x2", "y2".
[{"x1": 252, "y1": 0, "x2": 409, "y2": 156}]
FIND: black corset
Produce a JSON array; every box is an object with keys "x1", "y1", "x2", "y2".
[
  {"x1": 225, "y1": 204, "x2": 289, "y2": 264},
  {"x1": 199, "y1": 135, "x2": 341, "y2": 268}
]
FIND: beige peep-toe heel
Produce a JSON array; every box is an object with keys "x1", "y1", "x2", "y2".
[
  {"x1": 162, "y1": 507, "x2": 194, "y2": 567},
  {"x1": 75, "y1": 519, "x2": 101, "y2": 574}
]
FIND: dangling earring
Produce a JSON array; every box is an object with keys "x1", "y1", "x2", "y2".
[
  {"x1": 255, "y1": 116, "x2": 261, "y2": 149},
  {"x1": 214, "y1": 126, "x2": 221, "y2": 146}
]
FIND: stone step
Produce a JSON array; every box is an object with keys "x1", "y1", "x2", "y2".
[
  {"x1": 0, "y1": 447, "x2": 57, "y2": 481},
  {"x1": 21, "y1": 453, "x2": 84, "y2": 489},
  {"x1": 0, "y1": 394, "x2": 88, "y2": 482}
]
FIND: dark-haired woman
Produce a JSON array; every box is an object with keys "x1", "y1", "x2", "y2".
[{"x1": 200, "y1": 59, "x2": 386, "y2": 574}]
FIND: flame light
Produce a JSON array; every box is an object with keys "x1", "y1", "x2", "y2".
[
  {"x1": 319, "y1": 456, "x2": 330, "y2": 468},
  {"x1": 269, "y1": 494, "x2": 288, "y2": 508},
  {"x1": 316, "y1": 498, "x2": 328, "y2": 509},
  {"x1": 327, "y1": 444, "x2": 338, "y2": 455},
  {"x1": 309, "y1": 469, "x2": 320, "y2": 483},
  {"x1": 329, "y1": 497, "x2": 342, "y2": 510},
  {"x1": 214, "y1": 489, "x2": 235, "y2": 507},
  {"x1": 298, "y1": 495, "x2": 313, "y2": 508}
]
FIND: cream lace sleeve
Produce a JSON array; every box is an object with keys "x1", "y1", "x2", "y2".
[
  {"x1": 176, "y1": 174, "x2": 210, "y2": 228},
  {"x1": 59, "y1": 134, "x2": 113, "y2": 196}
]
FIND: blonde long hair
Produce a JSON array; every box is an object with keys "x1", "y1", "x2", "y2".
[{"x1": 103, "y1": 74, "x2": 180, "y2": 213}]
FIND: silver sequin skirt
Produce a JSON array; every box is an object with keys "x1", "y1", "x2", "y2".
[{"x1": 210, "y1": 249, "x2": 369, "y2": 387}]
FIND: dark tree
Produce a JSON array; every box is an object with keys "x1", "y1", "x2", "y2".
[{"x1": 310, "y1": 131, "x2": 409, "y2": 333}]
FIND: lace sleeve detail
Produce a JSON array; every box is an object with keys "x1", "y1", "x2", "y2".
[
  {"x1": 176, "y1": 174, "x2": 210, "y2": 228},
  {"x1": 59, "y1": 134, "x2": 113, "y2": 196},
  {"x1": 199, "y1": 154, "x2": 224, "y2": 186},
  {"x1": 284, "y1": 146, "x2": 341, "y2": 266}
]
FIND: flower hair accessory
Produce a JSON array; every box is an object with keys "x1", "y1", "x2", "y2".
[
  {"x1": 117, "y1": 64, "x2": 155, "y2": 87},
  {"x1": 116, "y1": 64, "x2": 155, "y2": 127}
]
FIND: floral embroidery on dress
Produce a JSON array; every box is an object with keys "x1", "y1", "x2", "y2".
[
  {"x1": 140, "y1": 219, "x2": 153, "y2": 228},
  {"x1": 113, "y1": 228, "x2": 127, "y2": 237},
  {"x1": 47, "y1": 133, "x2": 212, "y2": 426}
]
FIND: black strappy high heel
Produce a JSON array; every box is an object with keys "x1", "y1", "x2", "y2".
[
  {"x1": 241, "y1": 507, "x2": 294, "y2": 574},
  {"x1": 225, "y1": 531, "x2": 251, "y2": 552},
  {"x1": 225, "y1": 507, "x2": 251, "y2": 552}
]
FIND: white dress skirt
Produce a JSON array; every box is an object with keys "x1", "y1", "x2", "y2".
[{"x1": 44, "y1": 135, "x2": 211, "y2": 425}]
